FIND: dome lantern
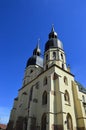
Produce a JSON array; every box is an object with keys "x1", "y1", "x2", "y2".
[
  {"x1": 49, "y1": 25, "x2": 57, "y2": 39},
  {"x1": 33, "y1": 39, "x2": 41, "y2": 56}
]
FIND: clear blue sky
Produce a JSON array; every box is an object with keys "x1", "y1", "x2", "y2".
[{"x1": 0, "y1": 0, "x2": 86, "y2": 124}]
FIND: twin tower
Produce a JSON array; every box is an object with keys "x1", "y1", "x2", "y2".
[
  {"x1": 7, "y1": 27, "x2": 86, "y2": 130},
  {"x1": 26, "y1": 26, "x2": 67, "y2": 72}
]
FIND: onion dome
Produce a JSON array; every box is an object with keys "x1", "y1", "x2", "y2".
[
  {"x1": 26, "y1": 42, "x2": 43, "y2": 68},
  {"x1": 49, "y1": 25, "x2": 57, "y2": 39},
  {"x1": 45, "y1": 26, "x2": 63, "y2": 52}
]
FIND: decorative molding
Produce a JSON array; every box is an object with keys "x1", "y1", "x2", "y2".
[
  {"x1": 77, "y1": 117, "x2": 86, "y2": 120},
  {"x1": 46, "y1": 111, "x2": 66, "y2": 115}
]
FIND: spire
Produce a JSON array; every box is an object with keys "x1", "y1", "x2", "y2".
[
  {"x1": 49, "y1": 25, "x2": 57, "y2": 39},
  {"x1": 33, "y1": 39, "x2": 41, "y2": 56},
  {"x1": 51, "y1": 24, "x2": 55, "y2": 32},
  {"x1": 26, "y1": 39, "x2": 43, "y2": 68},
  {"x1": 36, "y1": 38, "x2": 40, "y2": 49}
]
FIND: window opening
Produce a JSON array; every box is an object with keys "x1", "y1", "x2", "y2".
[
  {"x1": 43, "y1": 77, "x2": 47, "y2": 86},
  {"x1": 67, "y1": 113, "x2": 73, "y2": 130},
  {"x1": 64, "y1": 90, "x2": 70, "y2": 104},
  {"x1": 42, "y1": 91, "x2": 47, "y2": 105},
  {"x1": 61, "y1": 53, "x2": 63, "y2": 59},
  {"x1": 53, "y1": 52, "x2": 56, "y2": 59},
  {"x1": 41, "y1": 114, "x2": 47, "y2": 130},
  {"x1": 64, "y1": 76, "x2": 68, "y2": 85}
]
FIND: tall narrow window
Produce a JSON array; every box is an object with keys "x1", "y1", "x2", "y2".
[
  {"x1": 64, "y1": 76, "x2": 68, "y2": 85},
  {"x1": 43, "y1": 77, "x2": 47, "y2": 86},
  {"x1": 62, "y1": 63, "x2": 64, "y2": 70},
  {"x1": 29, "y1": 86, "x2": 33, "y2": 101},
  {"x1": 53, "y1": 52, "x2": 56, "y2": 59},
  {"x1": 42, "y1": 91, "x2": 47, "y2": 105},
  {"x1": 67, "y1": 113, "x2": 73, "y2": 130},
  {"x1": 64, "y1": 90, "x2": 70, "y2": 104},
  {"x1": 61, "y1": 53, "x2": 63, "y2": 59},
  {"x1": 41, "y1": 114, "x2": 47, "y2": 130}
]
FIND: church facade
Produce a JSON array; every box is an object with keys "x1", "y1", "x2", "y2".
[{"x1": 7, "y1": 27, "x2": 86, "y2": 130}]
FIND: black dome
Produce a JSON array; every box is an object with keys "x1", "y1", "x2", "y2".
[
  {"x1": 26, "y1": 55, "x2": 43, "y2": 68},
  {"x1": 26, "y1": 44, "x2": 43, "y2": 68},
  {"x1": 45, "y1": 38, "x2": 63, "y2": 52},
  {"x1": 26, "y1": 55, "x2": 36, "y2": 67}
]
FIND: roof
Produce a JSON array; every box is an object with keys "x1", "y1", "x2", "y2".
[
  {"x1": 26, "y1": 44, "x2": 43, "y2": 68},
  {"x1": 76, "y1": 81, "x2": 86, "y2": 94},
  {"x1": 26, "y1": 55, "x2": 43, "y2": 68},
  {"x1": 0, "y1": 124, "x2": 7, "y2": 130},
  {"x1": 45, "y1": 27, "x2": 63, "y2": 52},
  {"x1": 45, "y1": 38, "x2": 63, "y2": 52}
]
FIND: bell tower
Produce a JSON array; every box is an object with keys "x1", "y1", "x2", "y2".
[
  {"x1": 44, "y1": 26, "x2": 67, "y2": 71},
  {"x1": 23, "y1": 42, "x2": 43, "y2": 86}
]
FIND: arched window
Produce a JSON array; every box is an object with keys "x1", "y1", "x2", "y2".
[
  {"x1": 41, "y1": 114, "x2": 47, "y2": 130},
  {"x1": 61, "y1": 53, "x2": 63, "y2": 59},
  {"x1": 43, "y1": 77, "x2": 47, "y2": 86},
  {"x1": 53, "y1": 52, "x2": 56, "y2": 59},
  {"x1": 62, "y1": 63, "x2": 64, "y2": 70},
  {"x1": 64, "y1": 76, "x2": 68, "y2": 85},
  {"x1": 67, "y1": 113, "x2": 73, "y2": 130},
  {"x1": 42, "y1": 91, "x2": 47, "y2": 105},
  {"x1": 64, "y1": 90, "x2": 70, "y2": 104},
  {"x1": 29, "y1": 86, "x2": 33, "y2": 101}
]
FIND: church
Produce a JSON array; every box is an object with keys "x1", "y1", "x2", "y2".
[{"x1": 7, "y1": 26, "x2": 86, "y2": 130}]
